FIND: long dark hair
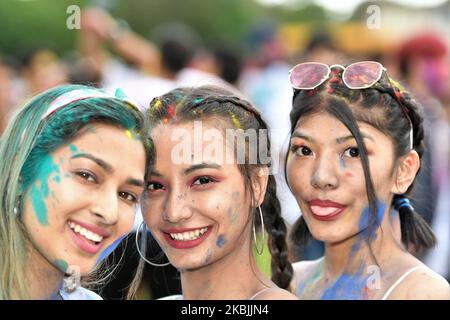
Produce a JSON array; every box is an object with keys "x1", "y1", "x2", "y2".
[
  {"x1": 139, "y1": 85, "x2": 293, "y2": 291},
  {"x1": 286, "y1": 66, "x2": 436, "y2": 253}
]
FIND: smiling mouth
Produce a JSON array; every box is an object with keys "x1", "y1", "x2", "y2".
[
  {"x1": 68, "y1": 221, "x2": 103, "y2": 245},
  {"x1": 168, "y1": 227, "x2": 209, "y2": 241}
]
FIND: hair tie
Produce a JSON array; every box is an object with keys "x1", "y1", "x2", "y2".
[{"x1": 394, "y1": 196, "x2": 414, "y2": 211}]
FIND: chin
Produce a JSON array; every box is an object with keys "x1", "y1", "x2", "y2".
[
  {"x1": 309, "y1": 227, "x2": 346, "y2": 244},
  {"x1": 172, "y1": 257, "x2": 211, "y2": 271},
  {"x1": 62, "y1": 256, "x2": 97, "y2": 275}
]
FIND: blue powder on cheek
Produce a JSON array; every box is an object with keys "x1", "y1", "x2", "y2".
[
  {"x1": 339, "y1": 157, "x2": 346, "y2": 169},
  {"x1": 216, "y1": 235, "x2": 227, "y2": 248},
  {"x1": 30, "y1": 155, "x2": 61, "y2": 226}
]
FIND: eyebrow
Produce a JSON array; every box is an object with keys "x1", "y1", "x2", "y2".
[
  {"x1": 150, "y1": 162, "x2": 222, "y2": 178},
  {"x1": 72, "y1": 153, "x2": 113, "y2": 173},
  {"x1": 291, "y1": 132, "x2": 314, "y2": 142},
  {"x1": 184, "y1": 162, "x2": 222, "y2": 175},
  {"x1": 291, "y1": 131, "x2": 375, "y2": 144},
  {"x1": 126, "y1": 178, "x2": 145, "y2": 188},
  {"x1": 335, "y1": 133, "x2": 375, "y2": 144},
  {"x1": 72, "y1": 153, "x2": 144, "y2": 187}
]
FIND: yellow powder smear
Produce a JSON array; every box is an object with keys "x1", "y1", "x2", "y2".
[
  {"x1": 153, "y1": 99, "x2": 162, "y2": 109},
  {"x1": 229, "y1": 112, "x2": 242, "y2": 129}
]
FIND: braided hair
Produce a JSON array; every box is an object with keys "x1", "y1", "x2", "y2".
[
  {"x1": 143, "y1": 85, "x2": 293, "y2": 289},
  {"x1": 286, "y1": 66, "x2": 436, "y2": 253}
]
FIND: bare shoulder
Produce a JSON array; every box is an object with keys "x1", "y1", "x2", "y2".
[
  {"x1": 388, "y1": 266, "x2": 450, "y2": 300},
  {"x1": 291, "y1": 257, "x2": 324, "y2": 289},
  {"x1": 255, "y1": 288, "x2": 298, "y2": 300}
]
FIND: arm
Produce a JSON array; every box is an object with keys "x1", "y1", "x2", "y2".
[{"x1": 79, "y1": 8, "x2": 161, "y2": 76}]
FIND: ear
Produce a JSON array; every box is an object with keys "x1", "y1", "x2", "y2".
[
  {"x1": 251, "y1": 167, "x2": 269, "y2": 207},
  {"x1": 391, "y1": 150, "x2": 420, "y2": 194}
]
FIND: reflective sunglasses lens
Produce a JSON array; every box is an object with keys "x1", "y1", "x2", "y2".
[
  {"x1": 343, "y1": 61, "x2": 382, "y2": 89},
  {"x1": 290, "y1": 63, "x2": 329, "y2": 89}
]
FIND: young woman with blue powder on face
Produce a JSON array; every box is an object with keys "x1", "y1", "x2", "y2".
[
  {"x1": 286, "y1": 61, "x2": 450, "y2": 300},
  {"x1": 0, "y1": 85, "x2": 150, "y2": 299},
  {"x1": 131, "y1": 85, "x2": 297, "y2": 300}
]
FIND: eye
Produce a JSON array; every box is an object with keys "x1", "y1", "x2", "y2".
[
  {"x1": 147, "y1": 182, "x2": 165, "y2": 191},
  {"x1": 291, "y1": 145, "x2": 313, "y2": 157},
  {"x1": 118, "y1": 191, "x2": 138, "y2": 203},
  {"x1": 343, "y1": 147, "x2": 360, "y2": 158},
  {"x1": 192, "y1": 176, "x2": 216, "y2": 186},
  {"x1": 75, "y1": 171, "x2": 97, "y2": 183}
]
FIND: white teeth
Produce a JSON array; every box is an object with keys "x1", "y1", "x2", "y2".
[
  {"x1": 170, "y1": 227, "x2": 208, "y2": 241},
  {"x1": 68, "y1": 221, "x2": 104, "y2": 243}
]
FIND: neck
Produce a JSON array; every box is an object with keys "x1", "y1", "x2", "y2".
[
  {"x1": 319, "y1": 208, "x2": 406, "y2": 299},
  {"x1": 180, "y1": 237, "x2": 272, "y2": 300},
  {"x1": 25, "y1": 242, "x2": 64, "y2": 299},
  {"x1": 324, "y1": 209, "x2": 402, "y2": 277},
  {"x1": 321, "y1": 208, "x2": 405, "y2": 300}
]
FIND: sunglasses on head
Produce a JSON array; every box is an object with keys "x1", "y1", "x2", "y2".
[
  {"x1": 289, "y1": 61, "x2": 386, "y2": 90},
  {"x1": 289, "y1": 61, "x2": 414, "y2": 150}
]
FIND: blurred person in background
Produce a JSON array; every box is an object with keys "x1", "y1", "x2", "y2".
[
  {"x1": 20, "y1": 49, "x2": 68, "y2": 96},
  {"x1": 78, "y1": 7, "x2": 237, "y2": 108},
  {"x1": 78, "y1": 7, "x2": 174, "y2": 108}
]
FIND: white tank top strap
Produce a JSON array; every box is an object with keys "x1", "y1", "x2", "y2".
[
  {"x1": 381, "y1": 266, "x2": 428, "y2": 300},
  {"x1": 248, "y1": 287, "x2": 274, "y2": 300}
]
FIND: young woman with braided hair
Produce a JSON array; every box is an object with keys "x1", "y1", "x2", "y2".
[
  {"x1": 286, "y1": 62, "x2": 449, "y2": 299},
  {"x1": 130, "y1": 85, "x2": 296, "y2": 300}
]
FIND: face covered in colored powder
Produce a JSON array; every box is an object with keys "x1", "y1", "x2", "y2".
[
  {"x1": 286, "y1": 111, "x2": 399, "y2": 244},
  {"x1": 142, "y1": 121, "x2": 259, "y2": 271},
  {"x1": 22, "y1": 124, "x2": 146, "y2": 275}
]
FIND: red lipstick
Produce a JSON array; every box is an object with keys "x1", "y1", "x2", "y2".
[
  {"x1": 162, "y1": 226, "x2": 212, "y2": 249},
  {"x1": 308, "y1": 199, "x2": 347, "y2": 221}
]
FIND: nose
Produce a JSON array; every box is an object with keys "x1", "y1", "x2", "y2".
[
  {"x1": 162, "y1": 187, "x2": 193, "y2": 223},
  {"x1": 311, "y1": 154, "x2": 339, "y2": 190},
  {"x1": 90, "y1": 187, "x2": 120, "y2": 225}
]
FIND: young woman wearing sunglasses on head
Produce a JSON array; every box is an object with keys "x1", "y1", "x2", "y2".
[
  {"x1": 286, "y1": 61, "x2": 450, "y2": 300},
  {"x1": 129, "y1": 85, "x2": 297, "y2": 300},
  {"x1": 0, "y1": 85, "x2": 150, "y2": 299}
]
